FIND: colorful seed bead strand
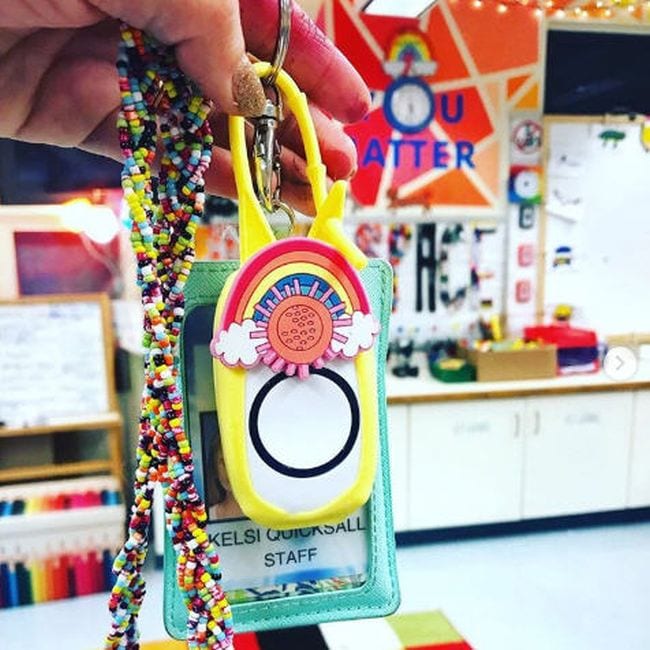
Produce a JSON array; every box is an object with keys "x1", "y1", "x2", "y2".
[{"x1": 105, "y1": 24, "x2": 233, "y2": 650}]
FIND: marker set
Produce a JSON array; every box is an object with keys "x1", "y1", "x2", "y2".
[
  {"x1": 0, "y1": 476, "x2": 122, "y2": 508},
  {"x1": 0, "y1": 548, "x2": 117, "y2": 608},
  {"x1": 0, "y1": 476, "x2": 125, "y2": 608},
  {"x1": 0, "y1": 487, "x2": 121, "y2": 517}
]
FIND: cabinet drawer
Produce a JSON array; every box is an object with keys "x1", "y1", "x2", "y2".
[
  {"x1": 409, "y1": 400, "x2": 523, "y2": 529},
  {"x1": 523, "y1": 392, "x2": 633, "y2": 518},
  {"x1": 628, "y1": 391, "x2": 650, "y2": 507}
]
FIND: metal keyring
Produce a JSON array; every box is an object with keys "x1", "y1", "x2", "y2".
[
  {"x1": 267, "y1": 0, "x2": 292, "y2": 86},
  {"x1": 271, "y1": 199, "x2": 296, "y2": 236}
]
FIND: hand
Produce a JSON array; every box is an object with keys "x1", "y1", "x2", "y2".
[{"x1": 0, "y1": 1, "x2": 370, "y2": 213}]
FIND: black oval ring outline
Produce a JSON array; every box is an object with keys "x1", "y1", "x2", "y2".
[{"x1": 248, "y1": 367, "x2": 360, "y2": 479}]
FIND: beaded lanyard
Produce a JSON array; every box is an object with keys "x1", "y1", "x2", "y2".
[{"x1": 105, "y1": 25, "x2": 233, "y2": 650}]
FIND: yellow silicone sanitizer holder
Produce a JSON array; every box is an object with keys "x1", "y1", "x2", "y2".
[{"x1": 210, "y1": 63, "x2": 379, "y2": 530}]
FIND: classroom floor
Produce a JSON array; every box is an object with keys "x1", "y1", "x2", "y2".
[{"x1": 2, "y1": 522, "x2": 650, "y2": 650}]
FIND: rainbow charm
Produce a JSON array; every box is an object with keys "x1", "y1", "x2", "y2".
[{"x1": 210, "y1": 239, "x2": 379, "y2": 379}]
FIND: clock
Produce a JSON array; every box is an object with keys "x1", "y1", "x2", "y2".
[{"x1": 384, "y1": 76, "x2": 435, "y2": 135}]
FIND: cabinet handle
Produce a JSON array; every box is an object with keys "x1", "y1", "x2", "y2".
[
  {"x1": 514, "y1": 412, "x2": 521, "y2": 438},
  {"x1": 534, "y1": 411, "x2": 541, "y2": 435}
]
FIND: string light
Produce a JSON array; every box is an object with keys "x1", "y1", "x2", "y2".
[{"x1": 459, "y1": 0, "x2": 644, "y2": 19}]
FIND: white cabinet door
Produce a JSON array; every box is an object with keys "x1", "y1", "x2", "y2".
[
  {"x1": 386, "y1": 404, "x2": 409, "y2": 532},
  {"x1": 627, "y1": 391, "x2": 650, "y2": 507},
  {"x1": 523, "y1": 392, "x2": 633, "y2": 518},
  {"x1": 409, "y1": 400, "x2": 524, "y2": 529}
]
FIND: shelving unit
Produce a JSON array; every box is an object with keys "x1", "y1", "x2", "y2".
[
  {"x1": 0, "y1": 476, "x2": 126, "y2": 608},
  {"x1": 0, "y1": 412, "x2": 123, "y2": 483}
]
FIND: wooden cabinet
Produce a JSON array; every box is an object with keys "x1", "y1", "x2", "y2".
[
  {"x1": 408, "y1": 400, "x2": 524, "y2": 529},
  {"x1": 386, "y1": 404, "x2": 409, "y2": 532},
  {"x1": 522, "y1": 393, "x2": 633, "y2": 518},
  {"x1": 627, "y1": 391, "x2": 650, "y2": 507}
]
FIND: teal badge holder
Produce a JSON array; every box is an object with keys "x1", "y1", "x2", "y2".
[{"x1": 164, "y1": 257, "x2": 399, "y2": 634}]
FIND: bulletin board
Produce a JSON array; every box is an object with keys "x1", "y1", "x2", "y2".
[
  {"x1": 540, "y1": 115, "x2": 650, "y2": 337},
  {"x1": 0, "y1": 294, "x2": 115, "y2": 428}
]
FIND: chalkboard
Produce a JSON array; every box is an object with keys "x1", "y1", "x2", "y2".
[
  {"x1": 545, "y1": 29, "x2": 650, "y2": 116},
  {"x1": 541, "y1": 116, "x2": 650, "y2": 337},
  {"x1": 0, "y1": 294, "x2": 114, "y2": 428}
]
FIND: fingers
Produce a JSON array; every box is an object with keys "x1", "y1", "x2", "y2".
[
  {"x1": 202, "y1": 144, "x2": 316, "y2": 216},
  {"x1": 209, "y1": 103, "x2": 357, "y2": 182},
  {"x1": 90, "y1": 0, "x2": 369, "y2": 123},
  {"x1": 0, "y1": 21, "x2": 120, "y2": 143},
  {"x1": 0, "y1": 2, "x2": 103, "y2": 29},
  {"x1": 0, "y1": 28, "x2": 75, "y2": 138},
  {"x1": 240, "y1": 0, "x2": 370, "y2": 123},
  {"x1": 277, "y1": 104, "x2": 358, "y2": 180},
  {"x1": 88, "y1": 0, "x2": 266, "y2": 116},
  {"x1": 4, "y1": 0, "x2": 370, "y2": 126}
]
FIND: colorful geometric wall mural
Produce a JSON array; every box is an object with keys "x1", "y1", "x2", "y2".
[{"x1": 315, "y1": 0, "x2": 542, "y2": 214}]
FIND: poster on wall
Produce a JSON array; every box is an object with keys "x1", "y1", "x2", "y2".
[
  {"x1": 510, "y1": 116, "x2": 542, "y2": 166},
  {"x1": 317, "y1": 0, "x2": 541, "y2": 215},
  {"x1": 508, "y1": 165, "x2": 542, "y2": 205}
]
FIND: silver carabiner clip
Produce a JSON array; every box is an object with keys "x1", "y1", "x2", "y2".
[
  {"x1": 252, "y1": 93, "x2": 281, "y2": 214},
  {"x1": 251, "y1": 0, "x2": 292, "y2": 215}
]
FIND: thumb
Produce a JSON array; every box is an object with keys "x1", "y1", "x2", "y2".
[{"x1": 89, "y1": 0, "x2": 267, "y2": 116}]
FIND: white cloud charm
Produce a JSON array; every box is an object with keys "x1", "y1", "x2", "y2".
[
  {"x1": 331, "y1": 311, "x2": 380, "y2": 358},
  {"x1": 210, "y1": 319, "x2": 260, "y2": 367}
]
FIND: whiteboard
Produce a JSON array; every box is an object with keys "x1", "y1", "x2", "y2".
[
  {"x1": 0, "y1": 296, "x2": 111, "y2": 428},
  {"x1": 543, "y1": 117, "x2": 650, "y2": 337}
]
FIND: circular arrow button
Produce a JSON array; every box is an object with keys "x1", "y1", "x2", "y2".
[{"x1": 604, "y1": 346, "x2": 638, "y2": 381}]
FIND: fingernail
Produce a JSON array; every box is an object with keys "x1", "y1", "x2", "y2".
[
  {"x1": 232, "y1": 56, "x2": 267, "y2": 117},
  {"x1": 346, "y1": 92, "x2": 372, "y2": 123}
]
